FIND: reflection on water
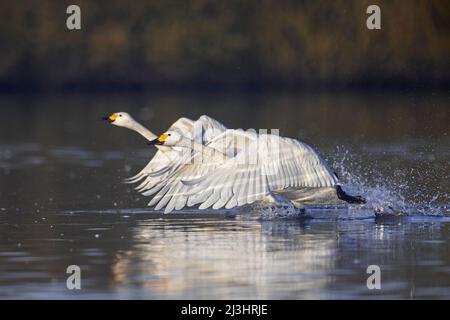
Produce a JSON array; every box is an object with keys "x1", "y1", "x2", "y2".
[
  {"x1": 1, "y1": 212, "x2": 450, "y2": 299},
  {"x1": 0, "y1": 92, "x2": 449, "y2": 299}
]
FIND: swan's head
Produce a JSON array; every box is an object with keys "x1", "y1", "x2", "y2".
[
  {"x1": 102, "y1": 112, "x2": 135, "y2": 127},
  {"x1": 148, "y1": 131, "x2": 182, "y2": 146}
]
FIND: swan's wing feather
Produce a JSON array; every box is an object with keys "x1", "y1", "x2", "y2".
[
  {"x1": 126, "y1": 115, "x2": 226, "y2": 195},
  {"x1": 138, "y1": 130, "x2": 337, "y2": 213},
  {"x1": 183, "y1": 135, "x2": 338, "y2": 210},
  {"x1": 142, "y1": 151, "x2": 220, "y2": 212},
  {"x1": 205, "y1": 129, "x2": 258, "y2": 154},
  {"x1": 194, "y1": 115, "x2": 228, "y2": 144},
  {"x1": 167, "y1": 117, "x2": 196, "y2": 137},
  {"x1": 142, "y1": 129, "x2": 259, "y2": 212},
  {"x1": 125, "y1": 117, "x2": 196, "y2": 184}
]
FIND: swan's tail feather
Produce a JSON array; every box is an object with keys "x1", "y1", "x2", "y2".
[{"x1": 336, "y1": 185, "x2": 366, "y2": 204}]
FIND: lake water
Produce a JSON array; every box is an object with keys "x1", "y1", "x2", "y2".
[{"x1": 0, "y1": 91, "x2": 449, "y2": 299}]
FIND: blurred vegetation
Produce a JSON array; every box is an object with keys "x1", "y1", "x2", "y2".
[{"x1": 0, "y1": 0, "x2": 449, "y2": 91}]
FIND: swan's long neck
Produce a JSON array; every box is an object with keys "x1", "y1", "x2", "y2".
[{"x1": 125, "y1": 120, "x2": 157, "y2": 141}]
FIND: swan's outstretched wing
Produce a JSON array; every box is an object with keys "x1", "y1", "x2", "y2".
[
  {"x1": 126, "y1": 115, "x2": 228, "y2": 193},
  {"x1": 144, "y1": 131, "x2": 338, "y2": 213},
  {"x1": 192, "y1": 115, "x2": 228, "y2": 144},
  {"x1": 181, "y1": 134, "x2": 338, "y2": 211},
  {"x1": 140, "y1": 129, "x2": 258, "y2": 213}
]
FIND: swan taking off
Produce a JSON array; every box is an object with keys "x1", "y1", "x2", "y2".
[
  {"x1": 102, "y1": 112, "x2": 227, "y2": 189},
  {"x1": 103, "y1": 112, "x2": 365, "y2": 213}
]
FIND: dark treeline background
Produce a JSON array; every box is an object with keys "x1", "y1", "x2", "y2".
[{"x1": 0, "y1": 0, "x2": 449, "y2": 92}]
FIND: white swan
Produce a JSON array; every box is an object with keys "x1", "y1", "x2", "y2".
[
  {"x1": 142, "y1": 128, "x2": 365, "y2": 213},
  {"x1": 102, "y1": 112, "x2": 227, "y2": 191}
]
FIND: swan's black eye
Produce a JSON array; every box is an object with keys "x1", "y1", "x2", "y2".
[
  {"x1": 168, "y1": 134, "x2": 171, "y2": 136},
  {"x1": 119, "y1": 114, "x2": 122, "y2": 117}
]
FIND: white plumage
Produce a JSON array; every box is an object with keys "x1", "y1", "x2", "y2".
[
  {"x1": 103, "y1": 112, "x2": 365, "y2": 213},
  {"x1": 144, "y1": 130, "x2": 338, "y2": 213},
  {"x1": 102, "y1": 112, "x2": 227, "y2": 197}
]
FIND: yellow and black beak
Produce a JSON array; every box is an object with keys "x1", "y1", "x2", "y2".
[
  {"x1": 148, "y1": 133, "x2": 169, "y2": 146},
  {"x1": 102, "y1": 113, "x2": 118, "y2": 123}
]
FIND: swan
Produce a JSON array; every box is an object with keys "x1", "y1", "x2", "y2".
[
  {"x1": 141, "y1": 128, "x2": 365, "y2": 213},
  {"x1": 102, "y1": 112, "x2": 227, "y2": 191}
]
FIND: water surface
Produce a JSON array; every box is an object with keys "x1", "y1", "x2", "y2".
[{"x1": 0, "y1": 92, "x2": 449, "y2": 299}]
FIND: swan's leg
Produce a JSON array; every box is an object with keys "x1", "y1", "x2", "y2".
[
  {"x1": 263, "y1": 193, "x2": 289, "y2": 206},
  {"x1": 262, "y1": 193, "x2": 305, "y2": 215},
  {"x1": 336, "y1": 185, "x2": 366, "y2": 204}
]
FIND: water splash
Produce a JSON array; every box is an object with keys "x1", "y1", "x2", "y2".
[
  {"x1": 331, "y1": 145, "x2": 449, "y2": 217},
  {"x1": 256, "y1": 203, "x2": 306, "y2": 220}
]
